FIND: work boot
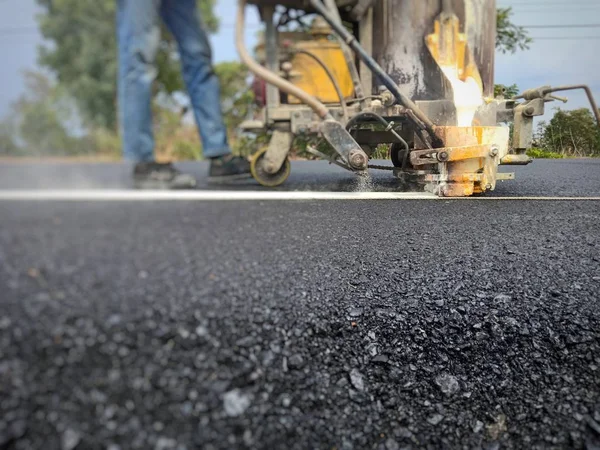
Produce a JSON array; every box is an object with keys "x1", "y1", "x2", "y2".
[
  {"x1": 133, "y1": 162, "x2": 197, "y2": 190},
  {"x1": 208, "y1": 154, "x2": 252, "y2": 182}
]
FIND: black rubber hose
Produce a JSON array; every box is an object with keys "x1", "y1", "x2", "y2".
[
  {"x1": 346, "y1": 112, "x2": 411, "y2": 169},
  {"x1": 309, "y1": 0, "x2": 444, "y2": 148},
  {"x1": 292, "y1": 49, "x2": 348, "y2": 121}
]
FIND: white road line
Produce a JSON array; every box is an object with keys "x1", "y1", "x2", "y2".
[
  {"x1": 0, "y1": 190, "x2": 599, "y2": 201},
  {"x1": 0, "y1": 190, "x2": 436, "y2": 201}
]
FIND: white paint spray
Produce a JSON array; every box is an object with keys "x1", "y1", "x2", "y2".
[
  {"x1": 353, "y1": 173, "x2": 374, "y2": 192},
  {"x1": 441, "y1": 66, "x2": 483, "y2": 127}
]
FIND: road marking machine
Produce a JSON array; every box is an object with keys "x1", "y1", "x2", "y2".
[{"x1": 236, "y1": 0, "x2": 600, "y2": 196}]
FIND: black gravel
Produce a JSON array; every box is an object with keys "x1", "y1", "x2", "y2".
[{"x1": 1, "y1": 199, "x2": 599, "y2": 449}]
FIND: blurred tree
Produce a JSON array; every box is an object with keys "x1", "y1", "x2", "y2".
[
  {"x1": 35, "y1": 0, "x2": 218, "y2": 130},
  {"x1": 215, "y1": 61, "x2": 254, "y2": 131},
  {"x1": 494, "y1": 83, "x2": 519, "y2": 99},
  {"x1": 0, "y1": 122, "x2": 20, "y2": 156},
  {"x1": 0, "y1": 71, "x2": 87, "y2": 156},
  {"x1": 539, "y1": 108, "x2": 600, "y2": 157},
  {"x1": 496, "y1": 7, "x2": 532, "y2": 54}
]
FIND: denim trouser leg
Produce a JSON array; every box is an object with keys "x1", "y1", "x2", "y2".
[
  {"x1": 160, "y1": 0, "x2": 231, "y2": 158},
  {"x1": 117, "y1": 0, "x2": 161, "y2": 162},
  {"x1": 117, "y1": 0, "x2": 231, "y2": 162}
]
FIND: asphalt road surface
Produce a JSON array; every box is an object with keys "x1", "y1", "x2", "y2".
[
  {"x1": 0, "y1": 158, "x2": 599, "y2": 196},
  {"x1": 1, "y1": 160, "x2": 599, "y2": 449}
]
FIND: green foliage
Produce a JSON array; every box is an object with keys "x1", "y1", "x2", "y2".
[
  {"x1": 0, "y1": 71, "x2": 122, "y2": 157},
  {"x1": 496, "y1": 7, "x2": 532, "y2": 54},
  {"x1": 526, "y1": 148, "x2": 564, "y2": 159},
  {"x1": 232, "y1": 133, "x2": 270, "y2": 158},
  {"x1": 0, "y1": 122, "x2": 20, "y2": 156},
  {"x1": 5, "y1": 72, "x2": 83, "y2": 156},
  {"x1": 494, "y1": 83, "x2": 519, "y2": 98},
  {"x1": 35, "y1": 0, "x2": 219, "y2": 130},
  {"x1": 214, "y1": 62, "x2": 254, "y2": 131},
  {"x1": 537, "y1": 108, "x2": 600, "y2": 157},
  {"x1": 371, "y1": 144, "x2": 390, "y2": 160}
]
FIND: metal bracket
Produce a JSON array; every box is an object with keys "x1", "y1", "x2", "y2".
[
  {"x1": 512, "y1": 98, "x2": 544, "y2": 151},
  {"x1": 410, "y1": 144, "x2": 489, "y2": 166},
  {"x1": 263, "y1": 130, "x2": 294, "y2": 174},
  {"x1": 319, "y1": 120, "x2": 368, "y2": 170},
  {"x1": 500, "y1": 154, "x2": 532, "y2": 165}
]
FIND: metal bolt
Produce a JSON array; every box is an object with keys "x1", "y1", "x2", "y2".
[
  {"x1": 485, "y1": 183, "x2": 493, "y2": 190},
  {"x1": 265, "y1": 163, "x2": 277, "y2": 174},
  {"x1": 437, "y1": 151, "x2": 449, "y2": 161},
  {"x1": 349, "y1": 150, "x2": 368, "y2": 170},
  {"x1": 524, "y1": 106, "x2": 535, "y2": 116},
  {"x1": 489, "y1": 146, "x2": 499, "y2": 157}
]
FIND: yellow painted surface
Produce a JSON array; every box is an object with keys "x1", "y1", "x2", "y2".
[
  {"x1": 426, "y1": 14, "x2": 484, "y2": 126},
  {"x1": 288, "y1": 39, "x2": 354, "y2": 104}
]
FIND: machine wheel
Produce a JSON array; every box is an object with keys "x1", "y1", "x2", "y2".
[
  {"x1": 250, "y1": 147, "x2": 291, "y2": 187},
  {"x1": 390, "y1": 143, "x2": 407, "y2": 168}
]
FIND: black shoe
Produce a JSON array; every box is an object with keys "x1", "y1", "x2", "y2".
[
  {"x1": 208, "y1": 155, "x2": 252, "y2": 183},
  {"x1": 133, "y1": 162, "x2": 197, "y2": 190}
]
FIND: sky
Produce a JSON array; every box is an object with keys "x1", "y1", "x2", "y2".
[{"x1": 0, "y1": 0, "x2": 598, "y2": 123}]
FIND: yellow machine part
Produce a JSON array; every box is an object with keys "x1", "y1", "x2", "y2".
[
  {"x1": 425, "y1": 13, "x2": 482, "y2": 90},
  {"x1": 288, "y1": 38, "x2": 354, "y2": 104}
]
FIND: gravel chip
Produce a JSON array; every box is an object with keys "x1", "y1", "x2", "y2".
[
  {"x1": 349, "y1": 368, "x2": 365, "y2": 391},
  {"x1": 473, "y1": 420, "x2": 484, "y2": 433},
  {"x1": 427, "y1": 414, "x2": 444, "y2": 425},
  {"x1": 154, "y1": 437, "x2": 177, "y2": 450},
  {"x1": 223, "y1": 389, "x2": 252, "y2": 417},
  {"x1": 348, "y1": 307, "x2": 363, "y2": 318},
  {"x1": 288, "y1": 354, "x2": 305, "y2": 370},
  {"x1": 195, "y1": 325, "x2": 208, "y2": 337},
  {"x1": 385, "y1": 437, "x2": 400, "y2": 450},
  {"x1": 61, "y1": 428, "x2": 81, "y2": 450},
  {"x1": 435, "y1": 373, "x2": 460, "y2": 395}
]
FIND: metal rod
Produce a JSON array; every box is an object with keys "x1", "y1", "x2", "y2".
[
  {"x1": 350, "y1": 0, "x2": 377, "y2": 21},
  {"x1": 322, "y1": 0, "x2": 366, "y2": 107},
  {"x1": 513, "y1": 84, "x2": 599, "y2": 127},
  {"x1": 263, "y1": 7, "x2": 280, "y2": 110},
  {"x1": 235, "y1": 0, "x2": 331, "y2": 119},
  {"x1": 546, "y1": 85, "x2": 600, "y2": 127},
  {"x1": 309, "y1": 0, "x2": 443, "y2": 148}
]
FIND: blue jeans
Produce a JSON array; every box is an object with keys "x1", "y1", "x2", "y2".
[{"x1": 117, "y1": 0, "x2": 231, "y2": 162}]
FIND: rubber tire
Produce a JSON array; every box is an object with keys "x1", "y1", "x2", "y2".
[
  {"x1": 390, "y1": 143, "x2": 404, "y2": 168},
  {"x1": 250, "y1": 147, "x2": 291, "y2": 187}
]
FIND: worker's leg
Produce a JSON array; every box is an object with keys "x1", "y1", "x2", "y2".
[
  {"x1": 159, "y1": 0, "x2": 230, "y2": 159},
  {"x1": 116, "y1": 0, "x2": 161, "y2": 162},
  {"x1": 117, "y1": 0, "x2": 198, "y2": 189}
]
